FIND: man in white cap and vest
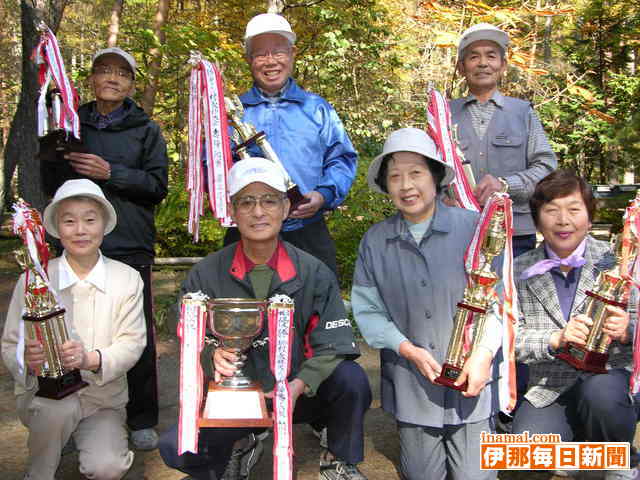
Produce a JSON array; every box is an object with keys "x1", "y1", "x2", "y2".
[
  {"x1": 450, "y1": 23, "x2": 557, "y2": 257},
  {"x1": 223, "y1": 13, "x2": 358, "y2": 279},
  {"x1": 43, "y1": 46, "x2": 169, "y2": 451}
]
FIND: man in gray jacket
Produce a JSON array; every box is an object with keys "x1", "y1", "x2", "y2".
[{"x1": 450, "y1": 23, "x2": 557, "y2": 257}]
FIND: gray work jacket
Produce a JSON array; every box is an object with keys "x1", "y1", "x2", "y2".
[{"x1": 353, "y1": 202, "x2": 500, "y2": 427}]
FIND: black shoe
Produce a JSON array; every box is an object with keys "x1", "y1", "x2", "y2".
[{"x1": 221, "y1": 432, "x2": 266, "y2": 480}]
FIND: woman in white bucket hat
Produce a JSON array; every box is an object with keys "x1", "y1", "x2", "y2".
[
  {"x1": 2, "y1": 179, "x2": 146, "y2": 480},
  {"x1": 352, "y1": 128, "x2": 502, "y2": 479}
]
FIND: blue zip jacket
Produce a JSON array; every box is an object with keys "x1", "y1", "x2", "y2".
[{"x1": 238, "y1": 79, "x2": 358, "y2": 231}]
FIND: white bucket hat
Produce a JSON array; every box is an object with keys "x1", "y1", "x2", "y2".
[
  {"x1": 228, "y1": 157, "x2": 287, "y2": 197},
  {"x1": 43, "y1": 179, "x2": 117, "y2": 238},
  {"x1": 367, "y1": 127, "x2": 455, "y2": 194},
  {"x1": 92, "y1": 47, "x2": 137, "y2": 77},
  {"x1": 457, "y1": 23, "x2": 509, "y2": 60},
  {"x1": 244, "y1": 13, "x2": 296, "y2": 55}
]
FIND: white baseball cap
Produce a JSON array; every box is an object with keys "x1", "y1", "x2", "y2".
[
  {"x1": 44, "y1": 179, "x2": 117, "y2": 238},
  {"x1": 457, "y1": 23, "x2": 509, "y2": 60},
  {"x1": 244, "y1": 13, "x2": 296, "y2": 54},
  {"x1": 92, "y1": 47, "x2": 137, "y2": 77},
  {"x1": 228, "y1": 157, "x2": 287, "y2": 197},
  {"x1": 367, "y1": 127, "x2": 455, "y2": 194}
]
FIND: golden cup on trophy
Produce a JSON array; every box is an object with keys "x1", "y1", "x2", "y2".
[
  {"x1": 224, "y1": 95, "x2": 308, "y2": 212},
  {"x1": 15, "y1": 249, "x2": 88, "y2": 399},
  {"x1": 199, "y1": 298, "x2": 272, "y2": 428},
  {"x1": 557, "y1": 234, "x2": 636, "y2": 373},
  {"x1": 435, "y1": 206, "x2": 506, "y2": 390}
]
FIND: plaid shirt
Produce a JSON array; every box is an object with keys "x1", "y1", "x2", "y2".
[{"x1": 514, "y1": 236, "x2": 634, "y2": 408}]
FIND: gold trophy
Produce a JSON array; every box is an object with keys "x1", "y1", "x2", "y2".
[
  {"x1": 435, "y1": 206, "x2": 506, "y2": 390},
  {"x1": 15, "y1": 249, "x2": 88, "y2": 399},
  {"x1": 557, "y1": 233, "x2": 636, "y2": 373},
  {"x1": 224, "y1": 95, "x2": 308, "y2": 212},
  {"x1": 199, "y1": 298, "x2": 272, "y2": 428}
]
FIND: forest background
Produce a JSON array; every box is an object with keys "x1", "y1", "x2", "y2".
[{"x1": 0, "y1": 0, "x2": 639, "y2": 288}]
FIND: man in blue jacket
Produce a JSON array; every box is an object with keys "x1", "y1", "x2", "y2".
[{"x1": 224, "y1": 13, "x2": 358, "y2": 277}]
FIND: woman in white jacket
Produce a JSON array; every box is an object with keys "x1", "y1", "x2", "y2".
[{"x1": 1, "y1": 179, "x2": 146, "y2": 480}]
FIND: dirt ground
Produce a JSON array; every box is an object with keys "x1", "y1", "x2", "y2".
[{"x1": 0, "y1": 266, "x2": 635, "y2": 480}]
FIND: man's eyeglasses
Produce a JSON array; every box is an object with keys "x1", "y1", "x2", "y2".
[
  {"x1": 232, "y1": 193, "x2": 286, "y2": 213},
  {"x1": 251, "y1": 48, "x2": 291, "y2": 63},
  {"x1": 93, "y1": 65, "x2": 133, "y2": 80}
]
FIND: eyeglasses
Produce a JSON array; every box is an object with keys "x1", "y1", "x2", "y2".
[
  {"x1": 251, "y1": 48, "x2": 291, "y2": 63},
  {"x1": 232, "y1": 193, "x2": 286, "y2": 213},
  {"x1": 93, "y1": 65, "x2": 133, "y2": 80}
]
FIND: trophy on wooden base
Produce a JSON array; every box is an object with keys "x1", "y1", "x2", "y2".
[
  {"x1": 199, "y1": 298, "x2": 272, "y2": 428},
  {"x1": 224, "y1": 95, "x2": 308, "y2": 212},
  {"x1": 13, "y1": 201, "x2": 88, "y2": 399},
  {"x1": 435, "y1": 205, "x2": 507, "y2": 390},
  {"x1": 557, "y1": 233, "x2": 637, "y2": 373}
]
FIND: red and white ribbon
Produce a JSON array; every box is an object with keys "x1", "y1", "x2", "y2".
[
  {"x1": 464, "y1": 192, "x2": 518, "y2": 413},
  {"x1": 621, "y1": 192, "x2": 640, "y2": 394},
  {"x1": 187, "y1": 51, "x2": 233, "y2": 240},
  {"x1": 177, "y1": 292, "x2": 208, "y2": 454},
  {"x1": 268, "y1": 295, "x2": 295, "y2": 480},
  {"x1": 32, "y1": 24, "x2": 80, "y2": 140},
  {"x1": 426, "y1": 87, "x2": 480, "y2": 212}
]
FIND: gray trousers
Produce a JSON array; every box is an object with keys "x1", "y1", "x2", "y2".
[{"x1": 397, "y1": 419, "x2": 496, "y2": 480}]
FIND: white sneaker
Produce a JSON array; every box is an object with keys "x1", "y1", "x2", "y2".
[{"x1": 130, "y1": 428, "x2": 159, "y2": 451}]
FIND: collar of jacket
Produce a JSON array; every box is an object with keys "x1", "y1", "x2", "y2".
[
  {"x1": 383, "y1": 199, "x2": 452, "y2": 241},
  {"x1": 241, "y1": 78, "x2": 307, "y2": 106},
  {"x1": 79, "y1": 97, "x2": 149, "y2": 130},
  {"x1": 229, "y1": 240, "x2": 296, "y2": 283},
  {"x1": 462, "y1": 89, "x2": 505, "y2": 108}
]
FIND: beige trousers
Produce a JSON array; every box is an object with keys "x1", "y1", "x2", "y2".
[{"x1": 17, "y1": 390, "x2": 134, "y2": 480}]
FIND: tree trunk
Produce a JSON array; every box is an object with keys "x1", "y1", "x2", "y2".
[
  {"x1": 140, "y1": 0, "x2": 169, "y2": 115},
  {"x1": 3, "y1": 0, "x2": 68, "y2": 212},
  {"x1": 267, "y1": 0, "x2": 284, "y2": 14},
  {"x1": 106, "y1": 0, "x2": 124, "y2": 47}
]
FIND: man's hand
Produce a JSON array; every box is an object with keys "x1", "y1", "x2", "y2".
[
  {"x1": 474, "y1": 175, "x2": 504, "y2": 206},
  {"x1": 25, "y1": 338, "x2": 45, "y2": 375},
  {"x1": 59, "y1": 340, "x2": 88, "y2": 370},
  {"x1": 550, "y1": 314, "x2": 592, "y2": 350},
  {"x1": 399, "y1": 341, "x2": 442, "y2": 383},
  {"x1": 288, "y1": 191, "x2": 324, "y2": 219},
  {"x1": 456, "y1": 347, "x2": 494, "y2": 397},
  {"x1": 602, "y1": 305, "x2": 630, "y2": 344},
  {"x1": 65, "y1": 152, "x2": 111, "y2": 180},
  {"x1": 265, "y1": 378, "x2": 306, "y2": 409},
  {"x1": 213, "y1": 348, "x2": 238, "y2": 383}
]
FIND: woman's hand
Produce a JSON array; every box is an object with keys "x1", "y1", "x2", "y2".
[{"x1": 399, "y1": 341, "x2": 442, "y2": 383}]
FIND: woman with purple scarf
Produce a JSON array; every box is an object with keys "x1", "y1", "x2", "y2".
[{"x1": 513, "y1": 169, "x2": 638, "y2": 479}]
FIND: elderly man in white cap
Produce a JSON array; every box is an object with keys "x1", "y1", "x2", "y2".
[
  {"x1": 450, "y1": 23, "x2": 557, "y2": 257},
  {"x1": 352, "y1": 127, "x2": 501, "y2": 480},
  {"x1": 158, "y1": 157, "x2": 371, "y2": 480},
  {"x1": 223, "y1": 13, "x2": 358, "y2": 279},
  {"x1": 43, "y1": 46, "x2": 169, "y2": 450},
  {"x1": 2, "y1": 179, "x2": 146, "y2": 480}
]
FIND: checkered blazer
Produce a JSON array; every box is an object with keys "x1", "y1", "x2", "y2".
[{"x1": 514, "y1": 235, "x2": 634, "y2": 408}]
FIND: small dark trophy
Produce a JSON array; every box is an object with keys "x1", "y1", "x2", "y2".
[
  {"x1": 435, "y1": 205, "x2": 507, "y2": 390},
  {"x1": 38, "y1": 89, "x2": 87, "y2": 163}
]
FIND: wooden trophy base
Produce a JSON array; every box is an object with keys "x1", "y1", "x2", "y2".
[
  {"x1": 434, "y1": 363, "x2": 467, "y2": 391},
  {"x1": 556, "y1": 343, "x2": 608, "y2": 374},
  {"x1": 36, "y1": 369, "x2": 89, "y2": 400},
  {"x1": 38, "y1": 130, "x2": 87, "y2": 163},
  {"x1": 198, "y1": 380, "x2": 272, "y2": 428}
]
